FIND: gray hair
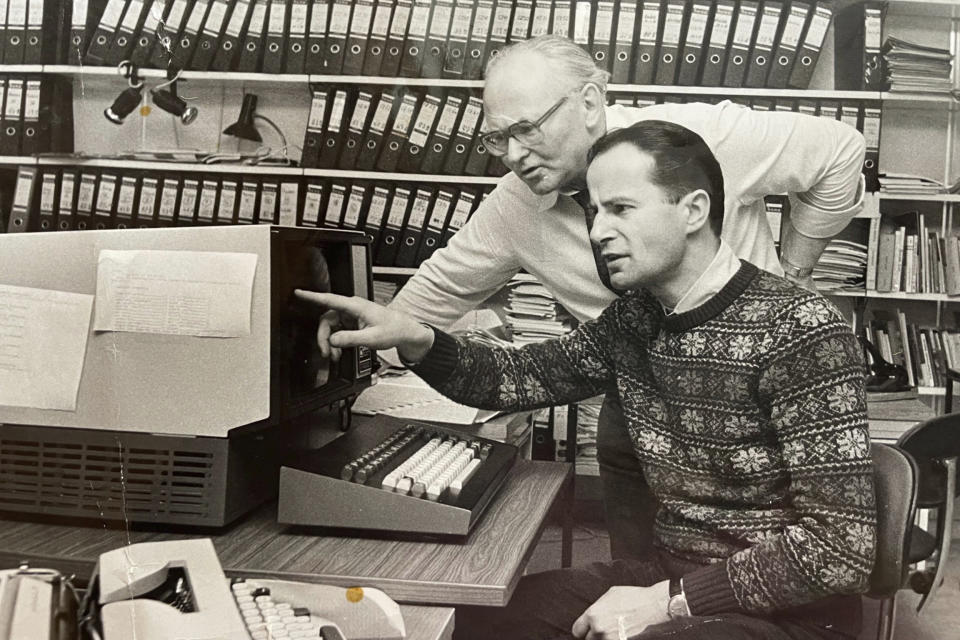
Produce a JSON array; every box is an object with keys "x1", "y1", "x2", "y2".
[{"x1": 484, "y1": 34, "x2": 611, "y2": 93}]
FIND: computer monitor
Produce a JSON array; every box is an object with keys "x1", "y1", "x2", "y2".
[{"x1": 0, "y1": 225, "x2": 376, "y2": 527}]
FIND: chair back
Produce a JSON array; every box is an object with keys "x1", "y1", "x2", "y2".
[
  {"x1": 867, "y1": 443, "x2": 919, "y2": 597},
  {"x1": 897, "y1": 413, "x2": 960, "y2": 507}
]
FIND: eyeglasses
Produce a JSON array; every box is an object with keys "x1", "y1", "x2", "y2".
[{"x1": 480, "y1": 93, "x2": 573, "y2": 156}]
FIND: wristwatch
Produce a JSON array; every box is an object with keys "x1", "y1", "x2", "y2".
[
  {"x1": 667, "y1": 578, "x2": 691, "y2": 619},
  {"x1": 781, "y1": 259, "x2": 814, "y2": 279}
]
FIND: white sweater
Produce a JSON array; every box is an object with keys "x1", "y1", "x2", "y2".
[{"x1": 390, "y1": 101, "x2": 865, "y2": 326}]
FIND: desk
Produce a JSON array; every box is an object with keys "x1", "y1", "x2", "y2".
[{"x1": 0, "y1": 460, "x2": 572, "y2": 608}]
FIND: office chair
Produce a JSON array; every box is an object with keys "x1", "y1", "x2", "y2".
[
  {"x1": 867, "y1": 443, "x2": 919, "y2": 640},
  {"x1": 896, "y1": 413, "x2": 960, "y2": 613}
]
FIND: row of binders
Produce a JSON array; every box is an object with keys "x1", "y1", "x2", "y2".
[
  {"x1": 867, "y1": 213, "x2": 960, "y2": 297},
  {"x1": 864, "y1": 310, "x2": 960, "y2": 390},
  {"x1": 65, "y1": 0, "x2": 837, "y2": 86},
  {"x1": 302, "y1": 86, "x2": 506, "y2": 177},
  {"x1": 4, "y1": 164, "x2": 488, "y2": 269},
  {"x1": 0, "y1": 75, "x2": 73, "y2": 156}
]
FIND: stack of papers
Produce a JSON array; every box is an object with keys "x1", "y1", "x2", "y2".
[
  {"x1": 504, "y1": 274, "x2": 574, "y2": 346},
  {"x1": 813, "y1": 239, "x2": 868, "y2": 291},
  {"x1": 879, "y1": 172, "x2": 959, "y2": 195},
  {"x1": 882, "y1": 37, "x2": 955, "y2": 93},
  {"x1": 352, "y1": 368, "x2": 501, "y2": 425}
]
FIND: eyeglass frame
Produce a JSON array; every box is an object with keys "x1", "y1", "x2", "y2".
[{"x1": 479, "y1": 89, "x2": 581, "y2": 157}]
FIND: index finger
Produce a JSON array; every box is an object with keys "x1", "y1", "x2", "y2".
[{"x1": 294, "y1": 290, "x2": 363, "y2": 314}]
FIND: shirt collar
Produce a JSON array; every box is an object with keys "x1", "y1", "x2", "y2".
[{"x1": 663, "y1": 240, "x2": 742, "y2": 315}]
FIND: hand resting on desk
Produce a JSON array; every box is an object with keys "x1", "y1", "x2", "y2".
[{"x1": 294, "y1": 290, "x2": 436, "y2": 365}]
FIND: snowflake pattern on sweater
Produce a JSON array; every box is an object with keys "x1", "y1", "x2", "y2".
[{"x1": 415, "y1": 262, "x2": 877, "y2": 616}]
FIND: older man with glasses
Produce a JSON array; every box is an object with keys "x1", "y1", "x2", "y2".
[{"x1": 324, "y1": 34, "x2": 867, "y2": 565}]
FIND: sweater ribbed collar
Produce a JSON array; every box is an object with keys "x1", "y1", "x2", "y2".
[{"x1": 659, "y1": 261, "x2": 759, "y2": 333}]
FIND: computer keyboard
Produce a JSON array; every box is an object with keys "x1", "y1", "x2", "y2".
[{"x1": 230, "y1": 578, "x2": 345, "y2": 640}]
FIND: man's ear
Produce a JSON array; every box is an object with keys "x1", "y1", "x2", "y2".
[
  {"x1": 683, "y1": 189, "x2": 712, "y2": 235},
  {"x1": 581, "y1": 83, "x2": 605, "y2": 130}
]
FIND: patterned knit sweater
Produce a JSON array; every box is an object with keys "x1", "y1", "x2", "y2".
[{"x1": 414, "y1": 261, "x2": 877, "y2": 620}]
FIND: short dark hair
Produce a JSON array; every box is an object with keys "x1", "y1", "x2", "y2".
[{"x1": 587, "y1": 121, "x2": 725, "y2": 236}]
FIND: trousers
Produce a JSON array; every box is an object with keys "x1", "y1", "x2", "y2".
[
  {"x1": 453, "y1": 560, "x2": 859, "y2": 640},
  {"x1": 597, "y1": 393, "x2": 659, "y2": 561}
]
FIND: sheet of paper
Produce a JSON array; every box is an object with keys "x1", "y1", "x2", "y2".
[
  {"x1": 352, "y1": 370, "x2": 500, "y2": 424},
  {"x1": 93, "y1": 250, "x2": 258, "y2": 337},
  {"x1": 0, "y1": 284, "x2": 94, "y2": 411}
]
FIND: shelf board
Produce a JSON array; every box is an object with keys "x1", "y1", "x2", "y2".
[
  {"x1": 878, "y1": 193, "x2": 960, "y2": 202},
  {"x1": 41, "y1": 65, "x2": 312, "y2": 84},
  {"x1": 607, "y1": 85, "x2": 881, "y2": 100},
  {"x1": 0, "y1": 155, "x2": 37, "y2": 165},
  {"x1": 309, "y1": 75, "x2": 484, "y2": 88},
  {"x1": 373, "y1": 267, "x2": 418, "y2": 276},
  {"x1": 302, "y1": 168, "x2": 500, "y2": 184},
  {"x1": 34, "y1": 156, "x2": 303, "y2": 174},
  {"x1": 826, "y1": 289, "x2": 960, "y2": 302}
]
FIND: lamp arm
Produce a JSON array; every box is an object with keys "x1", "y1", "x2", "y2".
[{"x1": 254, "y1": 114, "x2": 288, "y2": 156}]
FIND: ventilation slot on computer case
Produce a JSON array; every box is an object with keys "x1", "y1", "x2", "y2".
[{"x1": 0, "y1": 436, "x2": 216, "y2": 521}]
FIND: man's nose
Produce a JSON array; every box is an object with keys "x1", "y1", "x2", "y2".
[
  {"x1": 589, "y1": 211, "x2": 613, "y2": 245},
  {"x1": 505, "y1": 136, "x2": 528, "y2": 165}
]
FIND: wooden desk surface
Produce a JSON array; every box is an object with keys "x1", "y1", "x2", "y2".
[{"x1": 0, "y1": 460, "x2": 571, "y2": 607}]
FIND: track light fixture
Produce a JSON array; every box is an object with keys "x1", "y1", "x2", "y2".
[
  {"x1": 150, "y1": 70, "x2": 198, "y2": 125},
  {"x1": 104, "y1": 61, "x2": 143, "y2": 125}
]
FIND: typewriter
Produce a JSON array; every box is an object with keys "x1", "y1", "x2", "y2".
[{"x1": 278, "y1": 416, "x2": 518, "y2": 538}]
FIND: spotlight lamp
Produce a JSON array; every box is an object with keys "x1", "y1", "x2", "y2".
[
  {"x1": 104, "y1": 61, "x2": 144, "y2": 125},
  {"x1": 150, "y1": 71, "x2": 199, "y2": 125},
  {"x1": 223, "y1": 93, "x2": 290, "y2": 163}
]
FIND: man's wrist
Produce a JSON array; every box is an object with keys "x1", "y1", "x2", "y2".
[
  {"x1": 780, "y1": 257, "x2": 814, "y2": 280},
  {"x1": 667, "y1": 577, "x2": 691, "y2": 619},
  {"x1": 397, "y1": 323, "x2": 436, "y2": 365}
]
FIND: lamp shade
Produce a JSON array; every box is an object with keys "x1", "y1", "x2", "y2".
[{"x1": 223, "y1": 93, "x2": 263, "y2": 142}]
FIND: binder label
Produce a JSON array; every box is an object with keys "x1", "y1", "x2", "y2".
[
  {"x1": 329, "y1": 1, "x2": 351, "y2": 36},
  {"x1": 164, "y1": 0, "x2": 190, "y2": 33},
  {"x1": 490, "y1": 4, "x2": 510, "y2": 39},
  {"x1": 366, "y1": 188, "x2": 389, "y2": 226},
  {"x1": 573, "y1": 2, "x2": 591, "y2": 44},
  {"x1": 459, "y1": 98, "x2": 483, "y2": 137},
  {"x1": 511, "y1": 2, "x2": 532, "y2": 40},
  {"x1": 203, "y1": 0, "x2": 229, "y2": 34},
  {"x1": 247, "y1": 0, "x2": 267, "y2": 34},
  {"x1": 393, "y1": 96, "x2": 418, "y2": 135},
  {"x1": 179, "y1": 181, "x2": 199, "y2": 217},
  {"x1": 290, "y1": 1, "x2": 309, "y2": 35},
  {"x1": 344, "y1": 187, "x2": 365, "y2": 227},
  {"x1": 804, "y1": 9, "x2": 830, "y2": 48},
  {"x1": 686, "y1": 4, "x2": 710, "y2": 44},
  {"x1": 96, "y1": 177, "x2": 117, "y2": 214},
  {"x1": 198, "y1": 182, "x2": 218, "y2": 220},
  {"x1": 350, "y1": 1, "x2": 374, "y2": 36},
  {"x1": 531, "y1": 1, "x2": 551, "y2": 37},
  {"x1": 4, "y1": 81, "x2": 22, "y2": 119},
  {"x1": 72, "y1": 0, "x2": 90, "y2": 30},
  {"x1": 429, "y1": 2, "x2": 453, "y2": 38},
  {"x1": 303, "y1": 184, "x2": 323, "y2": 224},
  {"x1": 662, "y1": 4, "x2": 683, "y2": 46},
  {"x1": 120, "y1": 0, "x2": 146, "y2": 32},
  {"x1": 447, "y1": 194, "x2": 474, "y2": 231},
  {"x1": 470, "y1": 2, "x2": 493, "y2": 39},
  {"x1": 117, "y1": 179, "x2": 136, "y2": 216},
  {"x1": 225, "y1": 0, "x2": 252, "y2": 37},
  {"x1": 27, "y1": 0, "x2": 44, "y2": 24},
  {"x1": 268, "y1": 0, "x2": 288, "y2": 34},
  {"x1": 13, "y1": 170, "x2": 34, "y2": 208},
  {"x1": 865, "y1": 11, "x2": 882, "y2": 49},
  {"x1": 594, "y1": 3, "x2": 614, "y2": 42},
  {"x1": 325, "y1": 186, "x2": 346, "y2": 225},
  {"x1": 186, "y1": 0, "x2": 210, "y2": 33},
  {"x1": 615, "y1": 2, "x2": 636, "y2": 43},
  {"x1": 96, "y1": 0, "x2": 124, "y2": 29},
  {"x1": 386, "y1": 189, "x2": 410, "y2": 228},
  {"x1": 139, "y1": 179, "x2": 158, "y2": 216},
  {"x1": 143, "y1": 0, "x2": 165, "y2": 34},
  {"x1": 259, "y1": 184, "x2": 278, "y2": 222},
  {"x1": 218, "y1": 182, "x2": 237, "y2": 219},
  {"x1": 24, "y1": 81, "x2": 40, "y2": 119},
  {"x1": 308, "y1": 91, "x2": 329, "y2": 130},
  {"x1": 238, "y1": 183, "x2": 257, "y2": 221},
  {"x1": 59, "y1": 175, "x2": 75, "y2": 213},
  {"x1": 371, "y1": 0, "x2": 392, "y2": 37},
  {"x1": 328, "y1": 91, "x2": 347, "y2": 133},
  {"x1": 279, "y1": 183, "x2": 298, "y2": 226},
  {"x1": 408, "y1": 1, "x2": 431, "y2": 39},
  {"x1": 863, "y1": 111, "x2": 881, "y2": 147},
  {"x1": 159, "y1": 181, "x2": 178, "y2": 220},
  {"x1": 349, "y1": 94, "x2": 373, "y2": 133},
  {"x1": 755, "y1": 7, "x2": 782, "y2": 50},
  {"x1": 639, "y1": 3, "x2": 659, "y2": 44},
  {"x1": 309, "y1": 0, "x2": 330, "y2": 34},
  {"x1": 552, "y1": 2, "x2": 570, "y2": 36},
  {"x1": 450, "y1": 3, "x2": 472, "y2": 40},
  {"x1": 407, "y1": 192, "x2": 430, "y2": 228},
  {"x1": 708, "y1": 4, "x2": 733, "y2": 46},
  {"x1": 369, "y1": 94, "x2": 394, "y2": 133},
  {"x1": 779, "y1": 8, "x2": 807, "y2": 50},
  {"x1": 731, "y1": 6, "x2": 759, "y2": 48},
  {"x1": 388, "y1": 1, "x2": 412, "y2": 38},
  {"x1": 434, "y1": 98, "x2": 461, "y2": 138},
  {"x1": 427, "y1": 192, "x2": 453, "y2": 231},
  {"x1": 408, "y1": 99, "x2": 440, "y2": 148},
  {"x1": 40, "y1": 175, "x2": 56, "y2": 213}
]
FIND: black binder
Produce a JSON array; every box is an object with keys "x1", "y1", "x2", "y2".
[
  {"x1": 0, "y1": 76, "x2": 24, "y2": 156},
  {"x1": 509, "y1": 0, "x2": 532, "y2": 44},
  {"x1": 610, "y1": 0, "x2": 637, "y2": 83},
  {"x1": 361, "y1": 0, "x2": 394, "y2": 76},
  {"x1": 303, "y1": 0, "x2": 328, "y2": 73},
  {"x1": 36, "y1": 169, "x2": 58, "y2": 231},
  {"x1": 787, "y1": 0, "x2": 830, "y2": 89},
  {"x1": 744, "y1": 0, "x2": 784, "y2": 88},
  {"x1": 321, "y1": 181, "x2": 347, "y2": 227},
  {"x1": 340, "y1": 182, "x2": 368, "y2": 230},
  {"x1": 261, "y1": 0, "x2": 289, "y2": 74},
  {"x1": 356, "y1": 92, "x2": 395, "y2": 170},
  {"x1": 398, "y1": 92, "x2": 441, "y2": 173},
  {"x1": 767, "y1": 1, "x2": 810, "y2": 88},
  {"x1": 130, "y1": 0, "x2": 172, "y2": 67},
  {"x1": 530, "y1": 0, "x2": 551, "y2": 37},
  {"x1": 104, "y1": 0, "x2": 149, "y2": 66},
  {"x1": 300, "y1": 180, "x2": 324, "y2": 226},
  {"x1": 237, "y1": 0, "x2": 268, "y2": 72},
  {"x1": 416, "y1": 188, "x2": 454, "y2": 264},
  {"x1": 377, "y1": 185, "x2": 411, "y2": 265},
  {"x1": 462, "y1": 0, "x2": 493, "y2": 80},
  {"x1": 84, "y1": 0, "x2": 128, "y2": 64},
  {"x1": 483, "y1": 0, "x2": 511, "y2": 69},
  {"x1": 24, "y1": 0, "x2": 59, "y2": 64},
  {"x1": 68, "y1": 0, "x2": 95, "y2": 65},
  {"x1": 862, "y1": 101, "x2": 881, "y2": 192},
  {"x1": 380, "y1": 0, "x2": 411, "y2": 77},
  {"x1": 278, "y1": 180, "x2": 300, "y2": 226},
  {"x1": 195, "y1": 178, "x2": 219, "y2": 224},
  {"x1": 257, "y1": 180, "x2": 279, "y2": 224},
  {"x1": 91, "y1": 172, "x2": 116, "y2": 230},
  {"x1": 136, "y1": 175, "x2": 160, "y2": 227},
  {"x1": 191, "y1": 0, "x2": 231, "y2": 69},
  {"x1": 421, "y1": 0, "x2": 453, "y2": 78},
  {"x1": 322, "y1": 0, "x2": 351, "y2": 73},
  {"x1": 441, "y1": 189, "x2": 475, "y2": 247},
  {"x1": 722, "y1": 0, "x2": 759, "y2": 88},
  {"x1": 175, "y1": 0, "x2": 212, "y2": 70},
  {"x1": 176, "y1": 177, "x2": 200, "y2": 226},
  {"x1": 632, "y1": 0, "x2": 661, "y2": 84},
  {"x1": 210, "y1": 0, "x2": 252, "y2": 70},
  {"x1": 283, "y1": 0, "x2": 309, "y2": 72},
  {"x1": 420, "y1": 93, "x2": 462, "y2": 174},
  {"x1": 5, "y1": 166, "x2": 37, "y2": 233},
  {"x1": 113, "y1": 174, "x2": 138, "y2": 228},
  {"x1": 399, "y1": 0, "x2": 432, "y2": 77},
  {"x1": 20, "y1": 76, "x2": 43, "y2": 155},
  {"x1": 442, "y1": 0, "x2": 473, "y2": 78},
  {"x1": 376, "y1": 91, "x2": 418, "y2": 172},
  {"x1": 148, "y1": 0, "x2": 192, "y2": 69},
  {"x1": 551, "y1": 0, "x2": 571, "y2": 37},
  {"x1": 589, "y1": 1, "x2": 614, "y2": 71},
  {"x1": 443, "y1": 94, "x2": 481, "y2": 174},
  {"x1": 55, "y1": 168, "x2": 79, "y2": 230},
  {"x1": 156, "y1": 175, "x2": 181, "y2": 226},
  {"x1": 395, "y1": 187, "x2": 433, "y2": 267},
  {"x1": 700, "y1": 0, "x2": 735, "y2": 86},
  {"x1": 301, "y1": 86, "x2": 329, "y2": 168},
  {"x1": 834, "y1": 0, "x2": 884, "y2": 91},
  {"x1": 463, "y1": 133, "x2": 490, "y2": 176},
  {"x1": 362, "y1": 185, "x2": 390, "y2": 252},
  {"x1": 342, "y1": 0, "x2": 374, "y2": 75},
  {"x1": 339, "y1": 90, "x2": 374, "y2": 170},
  {"x1": 236, "y1": 179, "x2": 260, "y2": 224},
  {"x1": 317, "y1": 88, "x2": 349, "y2": 169},
  {"x1": 676, "y1": 0, "x2": 711, "y2": 85},
  {"x1": 654, "y1": 0, "x2": 687, "y2": 85}
]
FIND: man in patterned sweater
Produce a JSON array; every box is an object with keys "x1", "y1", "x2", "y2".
[{"x1": 297, "y1": 121, "x2": 877, "y2": 640}]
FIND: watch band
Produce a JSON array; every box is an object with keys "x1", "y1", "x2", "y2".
[
  {"x1": 781, "y1": 259, "x2": 814, "y2": 279},
  {"x1": 669, "y1": 577, "x2": 682, "y2": 598}
]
